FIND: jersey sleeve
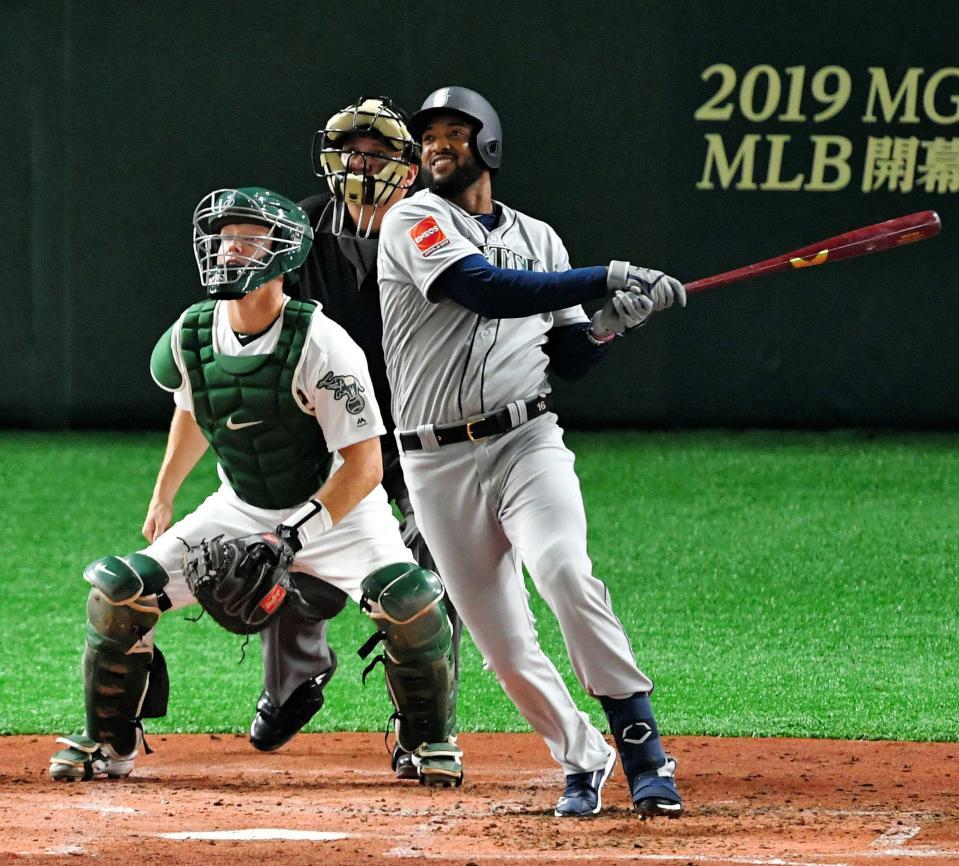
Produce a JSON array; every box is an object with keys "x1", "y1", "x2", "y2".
[
  {"x1": 149, "y1": 315, "x2": 194, "y2": 411},
  {"x1": 548, "y1": 235, "x2": 590, "y2": 326},
  {"x1": 298, "y1": 316, "x2": 387, "y2": 452},
  {"x1": 378, "y1": 198, "x2": 480, "y2": 301}
]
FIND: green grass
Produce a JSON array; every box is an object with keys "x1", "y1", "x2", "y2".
[{"x1": 1, "y1": 430, "x2": 957, "y2": 741}]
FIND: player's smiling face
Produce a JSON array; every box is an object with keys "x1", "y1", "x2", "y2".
[
  {"x1": 420, "y1": 113, "x2": 485, "y2": 199},
  {"x1": 420, "y1": 115, "x2": 474, "y2": 177}
]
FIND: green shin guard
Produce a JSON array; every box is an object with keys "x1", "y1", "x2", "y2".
[
  {"x1": 361, "y1": 563, "x2": 460, "y2": 785},
  {"x1": 82, "y1": 553, "x2": 168, "y2": 756}
]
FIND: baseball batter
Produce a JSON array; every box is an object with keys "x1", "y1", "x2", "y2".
[
  {"x1": 377, "y1": 87, "x2": 685, "y2": 818},
  {"x1": 49, "y1": 187, "x2": 461, "y2": 786}
]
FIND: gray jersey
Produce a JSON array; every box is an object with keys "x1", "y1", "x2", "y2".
[{"x1": 377, "y1": 189, "x2": 588, "y2": 429}]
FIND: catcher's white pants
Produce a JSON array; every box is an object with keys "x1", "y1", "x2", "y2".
[
  {"x1": 400, "y1": 413, "x2": 652, "y2": 775},
  {"x1": 141, "y1": 481, "x2": 411, "y2": 611}
]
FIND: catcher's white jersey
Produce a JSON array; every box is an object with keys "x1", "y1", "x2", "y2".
[
  {"x1": 377, "y1": 189, "x2": 588, "y2": 429},
  {"x1": 161, "y1": 297, "x2": 385, "y2": 452}
]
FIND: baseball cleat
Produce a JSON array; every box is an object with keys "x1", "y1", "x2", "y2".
[
  {"x1": 412, "y1": 740, "x2": 463, "y2": 787},
  {"x1": 631, "y1": 755, "x2": 683, "y2": 819},
  {"x1": 49, "y1": 734, "x2": 137, "y2": 782},
  {"x1": 250, "y1": 650, "x2": 338, "y2": 752},
  {"x1": 554, "y1": 749, "x2": 616, "y2": 817},
  {"x1": 392, "y1": 745, "x2": 419, "y2": 780}
]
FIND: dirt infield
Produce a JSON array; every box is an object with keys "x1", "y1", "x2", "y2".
[{"x1": 2, "y1": 733, "x2": 957, "y2": 865}]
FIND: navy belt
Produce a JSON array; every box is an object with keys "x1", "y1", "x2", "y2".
[{"x1": 398, "y1": 395, "x2": 551, "y2": 452}]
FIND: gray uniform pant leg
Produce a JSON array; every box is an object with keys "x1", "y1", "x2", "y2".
[
  {"x1": 259, "y1": 583, "x2": 339, "y2": 706},
  {"x1": 496, "y1": 418, "x2": 654, "y2": 699},
  {"x1": 400, "y1": 421, "x2": 612, "y2": 775}
]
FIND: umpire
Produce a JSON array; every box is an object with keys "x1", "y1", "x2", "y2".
[{"x1": 276, "y1": 97, "x2": 461, "y2": 779}]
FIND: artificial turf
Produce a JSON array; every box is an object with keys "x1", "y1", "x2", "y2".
[{"x1": 1, "y1": 430, "x2": 956, "y2": 741}]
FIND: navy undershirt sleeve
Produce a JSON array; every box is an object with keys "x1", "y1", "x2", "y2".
[
  {"x1": 431, "y1": 254, "x2": 607, "y2": 318},
  {"x1": 544, "y1": 322, "x2": 612, "y2": 379}
]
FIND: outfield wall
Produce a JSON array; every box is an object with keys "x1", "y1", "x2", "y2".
[{"x1": 3, "y1": 1, "x2": 957, "y2": 429}]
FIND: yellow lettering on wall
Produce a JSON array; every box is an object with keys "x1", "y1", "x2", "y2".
[
  {"x1": 806, "y1": 136, "x2": 853, "y2": 191},
  {"x1": 696, "y1": 134, "x2": 760, "y2": 190},
  {"x1": 923, "y1": 68, "x2": 959, "y2": 124},
  {"x1": 759, "y1": 135, "x2": 804, "y2": 190},
  {"x1": 863, "y1": 67, "x2": 923, "y2": 123}
]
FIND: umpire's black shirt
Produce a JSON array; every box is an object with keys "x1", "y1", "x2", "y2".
[{"x1": 293, "y1": 192, "x2": 405, "y2": 499}]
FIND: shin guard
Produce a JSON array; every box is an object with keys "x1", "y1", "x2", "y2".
[{"x1": 360, "y1": 563, "x2": 458, "y2": 759}]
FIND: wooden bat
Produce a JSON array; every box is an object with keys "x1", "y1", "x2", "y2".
[{"x1": 685, "y1": 210, "x2": 941, "y2": 294}]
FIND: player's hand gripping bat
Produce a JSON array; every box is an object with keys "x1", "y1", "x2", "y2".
[{"x1": 684, "y1": 210, "x2": 941, "y2": 294}]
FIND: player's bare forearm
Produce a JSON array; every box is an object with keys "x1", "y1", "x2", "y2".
[
  {"x1": 142, "y1": 408, "x2": 209, "y2": 542},
  {"x1": 311, "y1": 437, "x2": 383, "y2": 525}
]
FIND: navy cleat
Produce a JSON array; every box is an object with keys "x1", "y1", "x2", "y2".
[
  {"x1": 554, "y1": 749, "x2": 616, "y2": 817},
  {"x1": 630, "y1": 755, "x2": 683, "y2": 818},
  {"x1": 250, "y1": 650, "x2": 338, "y2": 752}
]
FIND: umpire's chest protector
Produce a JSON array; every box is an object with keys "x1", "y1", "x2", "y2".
[{"x1": 176, "y1": 299, "x2": 332, "y2": 509}]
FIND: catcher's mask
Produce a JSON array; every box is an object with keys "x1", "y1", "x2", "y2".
[
  {"x1": 312, "y1": 97, "x2": 419, "y2": 238},
  {"x1": 192, "y1": 187, "x2": 313, "y2": 300}
]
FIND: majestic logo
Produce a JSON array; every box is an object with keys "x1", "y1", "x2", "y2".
[
  {"x1": 621, "y1": 722, "x2": 653, "y2": 745},
  {"x1": 317, "y1": 371, "x2": 367, "y2": 415},
  {"x1": 226, "y1": 416, "x2": 264, "y2": 431},
  {"x1": 481, "y1": 244, "x2": 540, "y2": 271},
  {"x1": 409, "y1": 216, "x2": 450, "y2": 257}
]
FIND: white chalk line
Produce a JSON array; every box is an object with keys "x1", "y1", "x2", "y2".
[
  {"x1": 383, "y1": 852, "x2": 959, "y2": 864},
  {"x1": 160, "y1": 828, "x2": 350, "y2": 841},
  {"x1": 871, "y1": 825, "x2": 921, "y2": 847}
]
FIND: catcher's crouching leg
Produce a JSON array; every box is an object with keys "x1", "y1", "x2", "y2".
[
  {"x1": 50, "y1": 553, "x2": 171, "y2": 782},
  {"x1": 360, "y1": 563, "x2": 461, "y2": 787}
]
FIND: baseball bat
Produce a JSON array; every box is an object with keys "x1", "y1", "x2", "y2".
[{"x1": 684, "y1": 210, "x2": 941, "y2": 294}]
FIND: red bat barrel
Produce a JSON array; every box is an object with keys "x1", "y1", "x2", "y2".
[{"x1": 685, "y1": 210, "x2": 941, "y2": 294}]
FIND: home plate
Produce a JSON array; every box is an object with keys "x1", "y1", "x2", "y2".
[{"x1": 160, "y1": 829, "x2": 350, "y2": 841}]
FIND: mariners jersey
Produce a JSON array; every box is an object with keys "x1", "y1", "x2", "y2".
[
  {"x1": 153, "y1": 297, "x2": 385, "y2": 485},
  {"x1": 377, "y1": 189, "x2": 588, "y2": 429}
]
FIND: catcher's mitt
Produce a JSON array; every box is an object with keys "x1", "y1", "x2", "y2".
[{"x1": 182, "y1": 532, "x2": 296, "y2": 634}]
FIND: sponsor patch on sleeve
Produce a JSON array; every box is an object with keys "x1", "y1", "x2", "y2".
[{"x1": 409, "y1": 215, "x2": 450, "y2": 257}]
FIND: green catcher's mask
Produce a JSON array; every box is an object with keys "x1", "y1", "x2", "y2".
[{"x1": 192, "y1": 187, "x2": 313, "y2": 299}]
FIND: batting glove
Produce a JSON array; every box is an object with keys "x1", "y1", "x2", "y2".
[
  {"x1": 608, "y1": 261, "x2": 687, "y2": 311},
  {"x1": 590, "y1": 290, "x2": 655, "y2": 340}
]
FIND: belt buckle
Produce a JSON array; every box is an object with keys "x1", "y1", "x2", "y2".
[{"x1": 466, "y1": 418, "x2": 481, "y2": 442}]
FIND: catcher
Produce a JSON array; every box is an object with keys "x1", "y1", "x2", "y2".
[{"x1": 49, "y1": 187, "x2": 461, "y2": 787}]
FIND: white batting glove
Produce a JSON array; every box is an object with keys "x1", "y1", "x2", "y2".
[
  {"x1": 590, "y1": 290, "x2": 654, "y2": 340},
  {"x1": 608, "y1": 260, "x2": 687, "y2": 311}
]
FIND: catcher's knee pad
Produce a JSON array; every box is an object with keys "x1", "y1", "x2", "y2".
[
  {"x1": 360, "y1": 563, "x2": 457, "y2": 752},
  {"x1": 83, "y1": 553, "x2": 169, "y2": 755}
]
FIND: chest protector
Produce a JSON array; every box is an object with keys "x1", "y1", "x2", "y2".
[{"x1": 178, "y1": 300, "x2": 332, "y2": 509}]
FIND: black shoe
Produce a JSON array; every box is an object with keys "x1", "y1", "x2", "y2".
[
  {"x1": 391, "y1": 745, "x2": 418, "y2": 780},
  {"x1": 249, "y1": 650, "x2": 338, "y2": 752}
]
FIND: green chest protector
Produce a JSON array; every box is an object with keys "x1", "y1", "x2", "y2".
[{"x1": 151, "y1": 300, "x2": 332, "y2": 509}]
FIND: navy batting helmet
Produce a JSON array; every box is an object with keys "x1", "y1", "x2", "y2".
[{"x1": 409, "y1": 86, "x2": 502, "y2": 171}]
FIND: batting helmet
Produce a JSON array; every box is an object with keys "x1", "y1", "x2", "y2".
[
  {"x1": 409, "y1": 87, "x2": 502, "y2": 171},
  {"x1": 192, "y1": 187, "x2": 313, "y2": 300}
]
